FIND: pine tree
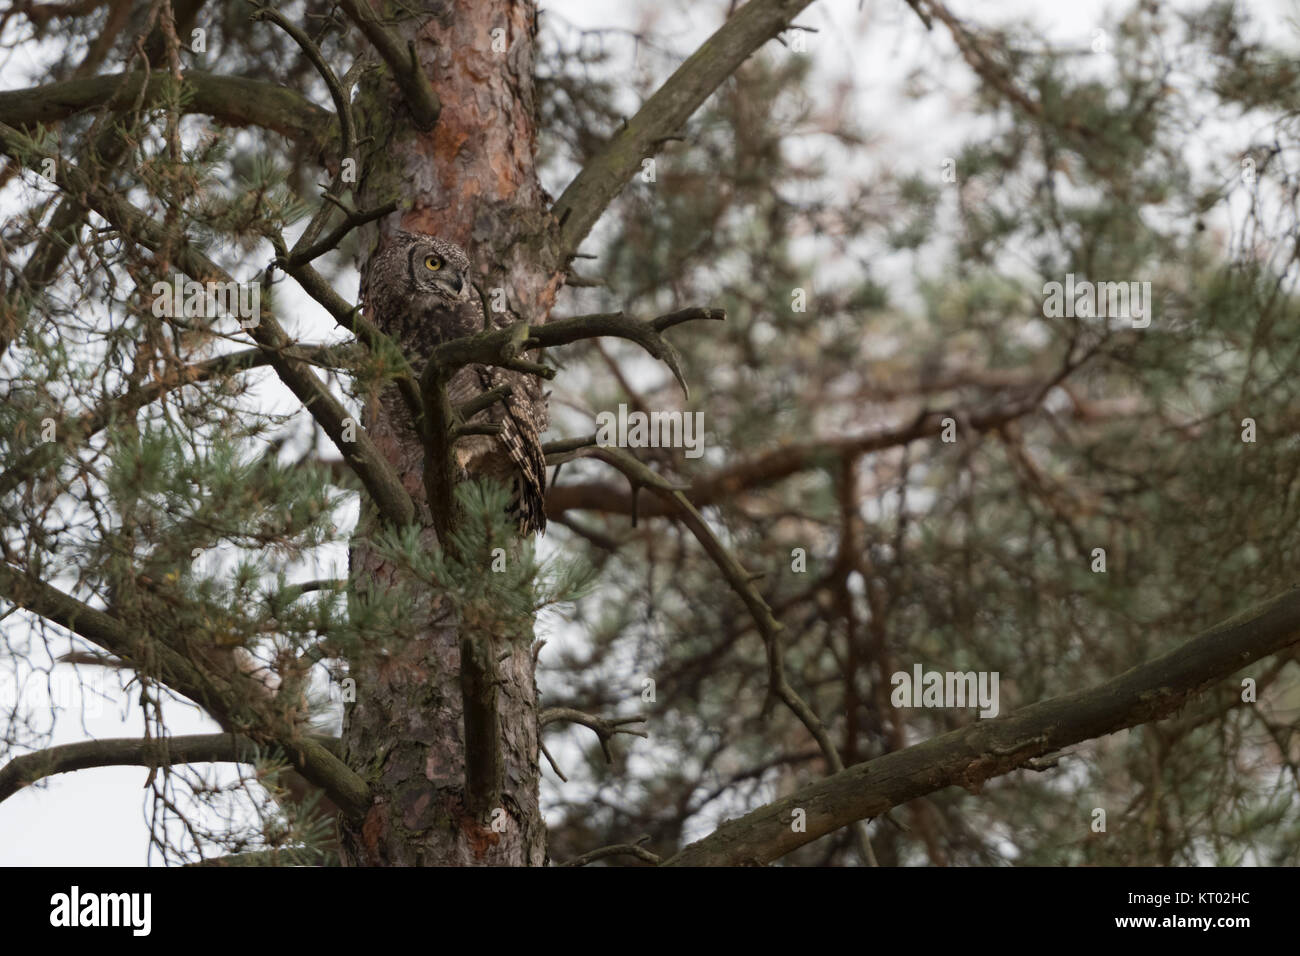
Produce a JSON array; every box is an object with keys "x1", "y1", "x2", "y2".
[{"x1": 2, "y1": 0, "x2": 1300, "y2": 867}]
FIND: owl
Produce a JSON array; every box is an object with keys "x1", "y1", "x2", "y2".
[{"x1": 361, "y1": 231, "x2": 547, "y2": 536}]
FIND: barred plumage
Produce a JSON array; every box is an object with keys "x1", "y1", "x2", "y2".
[{"x1": 362, "y1": 230, "x2": 547, "y2": 536}]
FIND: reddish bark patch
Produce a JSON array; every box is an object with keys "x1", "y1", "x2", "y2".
[
  {"x1": 361, "y1": 801, "x2": 388, "y2": 864},
  {"x1": 457, "y1": 805, "x2": 502, "y2": 860}
]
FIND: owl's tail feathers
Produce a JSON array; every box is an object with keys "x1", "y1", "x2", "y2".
[
  {"x1": 509, "y1": 472, "x2": 547, "y2": 537},
  {"x1": 500, "y1": 414, "x2": 548, "y2": 537}
]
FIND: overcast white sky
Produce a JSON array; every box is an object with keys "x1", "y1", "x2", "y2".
[{"x1": 1, "y1": 0, "x2": 1294, "y2": 865}]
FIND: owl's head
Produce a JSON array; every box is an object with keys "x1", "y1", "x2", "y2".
[{"x1": 390, "y1": 231, "x2": 472, "y2": 306}]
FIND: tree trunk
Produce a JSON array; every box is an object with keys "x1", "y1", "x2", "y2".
[{"x1": 339, "y1": 0, "x2": 561, "y2": 866}]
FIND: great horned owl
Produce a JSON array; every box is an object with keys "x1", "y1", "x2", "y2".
[{"x1": 361, "y1": 230, "x2": 547, "y2": 536}]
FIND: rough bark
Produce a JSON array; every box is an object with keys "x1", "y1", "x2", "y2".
[{"x1": 339, "y1": 0, "x2": 558, "y2": 867}]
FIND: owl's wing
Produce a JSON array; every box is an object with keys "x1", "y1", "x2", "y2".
[
  {"x1": 494, "y1": 371, "x2": 548, "y2": 536},
  {"x1": 448, "y1": 365, "x2": 547, "y2": 536}
]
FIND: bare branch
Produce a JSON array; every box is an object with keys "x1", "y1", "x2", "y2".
[
  {"x1": 531, "y1": 308, "x2": 725, "y2": 398},
  {"x1": 664, "y1": 587, "x2": 1300, "y2": 865},
  {"x1": 540, "y1": 707, "x2": 648, "y2": 763},
  {"x1": 550, "y1": 0, "x2": 816, "y2": 259},
  {"x1": 186, "y1": 847, "x2": 335, "y2": 866},
  {"x1": 542, "y1": 434, "x2": 599, "y2": 461},
  {"x1": 0, "y1": 71, "x2": 333, "y2": 150},
  {"x1": 336, "y1": 0, "x2": 441, "y2": 131},
  {"x1": 0, "y1": 732, "x2": 341, "y2": 803},
  {"x1": 546, "y1": 384, "x2": 1068, "y2": 519},
  {"x1": 450, "y1": 384, "x2": 510, "y2": 423},
  {"x1": 458, "y1": 633, "x2": 501, "y2": 820},
  {"x1": 421, "y1": 307, "x2": 723, "y2": 401},
  {"x1": 251, "y1": 6, "x2": 355, "y2": 162},
  {"x1": 559, "y1": 836, "x2": 661, "y2": 867},
  {"x1": 575, "y1": 446, "x2": 877, "y2": 863},
  {"x1": 281, "y1": 201, "x2": 398, "y2": 270}
]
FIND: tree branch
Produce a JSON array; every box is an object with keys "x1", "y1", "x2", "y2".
[
  {"x1": 0, "y1": 120, "x2": 416, "y2": 528},
  {"x1": 562, "y1": 445, "x2": 877, "y2": 863},
  {"x1": 281, "y1": 201, "x2": 397, "y2": 271},
  {"x1": 251, "y1": 6, "x2": 355, "y2": 163},
  {"x1": 186, "y1": 846, "x2": 336, "y2": 866},
  {"x1": 0, "y1": 71, "x2": 333, "y2": 151},
  {"x1": 545, "y1": 387, "x2": 1065, "y2": 519},
  {"x1": 540, "y1": 707, "x2": 648, "y2": 763},
  {"x1": 0, "y1": 565, "x2": 371, "y2": 820},
  {"x1": 458, "y1": 632, "x2": 501, "y2": 820},
  {"x1": 907, "y1": 0, "x2": 1101, "y2": 146},
  {"x1": 422, "y1": 308, "x2": 724, "y2": 396},
  {"x1": 662, "y1": 587, "x2": 1300, "y2": 865},
  {"x1": 550, "y1": 0, "x2": 815, "y2": 259},
  {"x1": 530, "y1": 307, "x2": 724, "y2": 398},
  {"x1": 558, "y1": 836, "x2": 661, "y2": 867},
  {"x1": 336, "y1": 0, "x2": 441, "y2": 131},
  {"x1": 0, "y1": 732, "x2": 340, "y2": 803},
  {"x1": 0, "y1": 344, "x2": 342, "y2": 500}
]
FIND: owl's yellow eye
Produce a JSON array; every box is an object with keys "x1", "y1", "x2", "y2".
[{"x1": 424, "y1": 255, "x2": 442, "y2": 271}]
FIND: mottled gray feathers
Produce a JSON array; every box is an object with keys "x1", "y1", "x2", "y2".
[{"x1": 364, "y1": 231, "x2": 547, "y2": 535}]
